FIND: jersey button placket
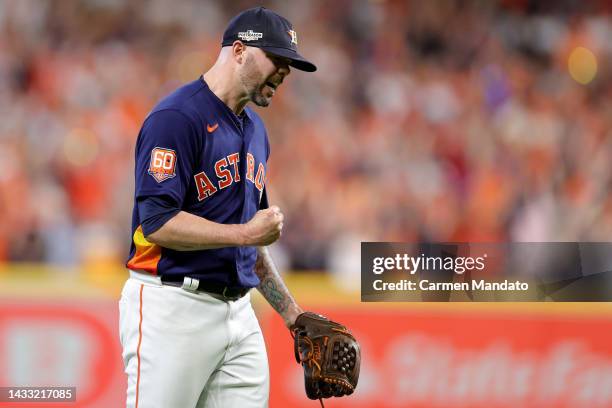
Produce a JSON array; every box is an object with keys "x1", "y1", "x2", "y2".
[{"x1": 240, "y1": 118, "x2": 255, "y2": 223}]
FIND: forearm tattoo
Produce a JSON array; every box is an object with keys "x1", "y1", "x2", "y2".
[
  {"x1": 259, "y1": 277, "x2": 289, "y2": 313},
  {"x1": 255, "y1": 251, "x2": 292, "y2": 315}
]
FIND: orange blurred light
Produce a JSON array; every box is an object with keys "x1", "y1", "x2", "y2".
[{"x1": 568, "y1": 46, "x2": 597, "y2": 85}]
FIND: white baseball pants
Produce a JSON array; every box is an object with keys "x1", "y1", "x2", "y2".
[{"x1": 119, "y1": 271, "x2": 269, "y2": 408}]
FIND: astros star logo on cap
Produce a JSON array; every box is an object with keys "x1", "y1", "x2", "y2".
[{"x1": 287, "y1": 30, "x2": 298, "y2": 45}]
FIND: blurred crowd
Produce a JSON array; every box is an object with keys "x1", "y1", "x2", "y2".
[{"x1": 1, "y1": 0, "x2": 611, "y2": 272}]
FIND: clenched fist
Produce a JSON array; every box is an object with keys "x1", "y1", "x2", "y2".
[{"x1": 243, "y1": 206, "x2": 284, "y2": 246}]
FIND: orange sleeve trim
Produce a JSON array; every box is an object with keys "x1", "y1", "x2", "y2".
[{"x1": 127, "y1": 226, "x2": 162, "y2": 275}]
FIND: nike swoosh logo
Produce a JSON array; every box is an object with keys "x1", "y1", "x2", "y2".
[{"x1": 207, "y1": 123, "x2": 219, "y2": 133}]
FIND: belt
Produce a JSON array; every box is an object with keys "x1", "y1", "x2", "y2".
[{"x1": 161, "y1": 276, "x2": 250, "y2": 301}]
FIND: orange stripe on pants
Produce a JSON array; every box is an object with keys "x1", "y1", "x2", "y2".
[{"x1": 136, "y1": 284, "x2": 144, "y2": 408}]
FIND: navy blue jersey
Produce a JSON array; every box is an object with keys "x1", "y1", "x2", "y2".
[{"x1": 126, "y1": 77, "x2": 270, "y2": 289}]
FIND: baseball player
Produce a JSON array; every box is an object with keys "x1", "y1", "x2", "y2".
[{"x1": 119, "y1": 7, "x2": 316, "y2": 408}]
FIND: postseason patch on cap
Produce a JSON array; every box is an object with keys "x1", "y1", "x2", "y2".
[
  {"x1": 148, "y1": 147, "x2": 177, "y2": 183},
  {"x1": 238, "y1": 30, "x2": 263, "y2": 41}
]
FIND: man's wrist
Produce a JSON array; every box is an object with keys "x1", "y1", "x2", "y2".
[
  {"x1": 284, "y1": 304, "x2": 304, "y2": 329},
  {"x1": 235, "y1": 224, "x2": 251, "y2": 246}
]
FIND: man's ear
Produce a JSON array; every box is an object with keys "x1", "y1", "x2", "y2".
[{"x1": 232, "y1": 41, "x2": 246, "y2": 63}]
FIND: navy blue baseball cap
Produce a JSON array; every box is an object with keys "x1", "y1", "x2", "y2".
[{"x1": 222, "y1": 7, "x2": 317, "y2": 72}]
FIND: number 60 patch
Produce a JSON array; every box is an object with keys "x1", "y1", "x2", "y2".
[{"x1": 148, "y1": 147, "x2": 177, "y2": 183}]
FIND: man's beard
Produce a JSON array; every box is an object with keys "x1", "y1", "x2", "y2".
[
  {"x1": 250, "y1": 87, "x2": 270, "y2": 107},
  {"x1": 241, "y1": 53, "x2": 271, "y2": 107}
]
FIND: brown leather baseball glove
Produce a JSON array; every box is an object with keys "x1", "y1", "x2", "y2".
[{"x1": 290, "y1": 312, "x2": 361, "y2": 406}]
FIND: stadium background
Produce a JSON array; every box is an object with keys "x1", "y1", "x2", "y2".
[{"x1": 1, "y1": 0, "x2": 611, "y2": 407}]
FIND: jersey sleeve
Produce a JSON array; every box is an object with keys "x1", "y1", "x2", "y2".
[
  {"x1": 138, "y1": 195, "x2": 181, "y2": 236},
  {"x1": 134, "y1": 109, "x2": 200, "y2": 207}
]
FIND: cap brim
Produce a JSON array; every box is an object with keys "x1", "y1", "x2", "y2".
[{"x1": 260, "y1": 46, "x2": 317, "y2": 72}]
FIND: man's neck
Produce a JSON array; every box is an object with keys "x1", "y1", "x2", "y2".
[{"x1": 203, "y1": 65, "x2": 249, "y2": 115}]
